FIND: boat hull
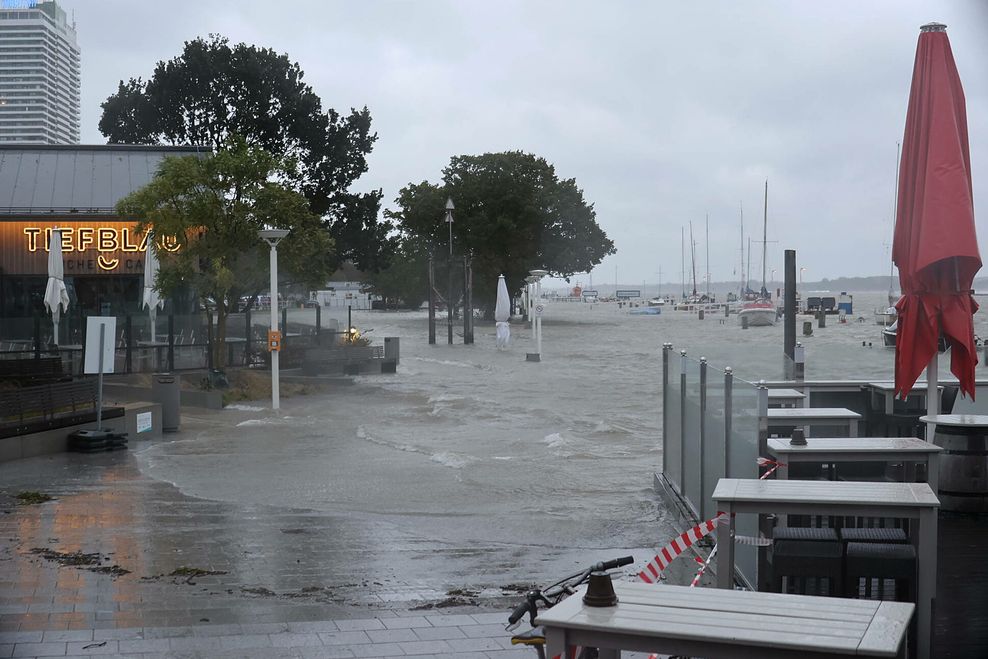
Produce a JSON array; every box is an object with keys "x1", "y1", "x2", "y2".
[{"x1": 738, "y1": 308, "x2": 776, "y2": 327}]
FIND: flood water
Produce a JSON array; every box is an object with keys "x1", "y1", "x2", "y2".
[{"x1": 136, "y1": 291, "x2": 986, "y2": 594}]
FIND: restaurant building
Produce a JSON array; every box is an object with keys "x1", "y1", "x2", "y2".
[{"x1": 0, "y1": 143, "x2": 204, "y2": 339}]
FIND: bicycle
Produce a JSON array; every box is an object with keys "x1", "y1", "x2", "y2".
[{"x1": 505, "y1": 555, "x2": 634, "y2": 659}]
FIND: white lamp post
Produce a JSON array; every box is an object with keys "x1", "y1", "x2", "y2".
[
  {"x1": 445, "y1": 198, "x2": 455, "y2": 345},
  {"x1": 526, "y1": 270, "x2": 548, "y2": 362},
  {"x1": 259, "y1": 228, "x2": 290, "y2": 410}
]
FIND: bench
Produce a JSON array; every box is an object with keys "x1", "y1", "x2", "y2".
[
  {"x1": 302, "y1": 345, "x2": 385, "y2": 375},
  {"x1": 0, "y1": 379, "x2": 123, "y2": 439},
  {"x1": 0, "y1": 356, "x2": 67, "y2": 386}
]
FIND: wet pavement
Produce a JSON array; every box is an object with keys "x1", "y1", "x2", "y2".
[{"x1": 0, "y1": 422, "x2": 658, "y2": 658}]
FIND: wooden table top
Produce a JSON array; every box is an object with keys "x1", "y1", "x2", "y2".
[
  {"x1": 712, "y1": 478, "x2": 940, "y2": 508},
  {"x1": 767, "y1": 437, "x2": 942, "y2": 455},
  {"x1": 537, "y1": 582, "x2": 913, "y2": 657}
]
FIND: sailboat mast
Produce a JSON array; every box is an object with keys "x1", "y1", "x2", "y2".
[
  {"x1": 761, "y1": 179, "x2": 769, "y2": 294},
  {"x1": 681, "y1": 226, "x2": 685, "y2": 299},
  {"x1": 889, "y1": 142, "x2": 901, "y2": 305},
  {"x1": 689, "y1": 221, "x2": 698, "y2": 297},
  {"x1": 705, "y1": 213, "x2": 710, "y2": 298},
  {"x1": 747, "y1": 237, "x2": 752, "y2": 293},
  {"x1": 739, "y1": 201, "x2": 745, "y2": 295}
]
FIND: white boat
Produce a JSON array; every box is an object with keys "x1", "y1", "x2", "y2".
[
  {"x1": 882, "y1": 321, "x2": 897, "y2": 348},
  {"x1": 738, "y1": 299, "x2": 777, "y2": 326},
  {"x1": 647, "y1": 297, "x2": 666, "y2": 307},
  {"x1": 875, "y1": 306, "x2": 897, "y2": 326},
  {"x1": 737, "y1": 181, "x2": 776, "y2": 328}
]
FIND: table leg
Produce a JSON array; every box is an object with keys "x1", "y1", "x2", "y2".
[
  {"x1": 916, "y1": 507, "x2": 938, "y2": 659},
  {"x1": 716, "y1": 507, "x2": 734, "y2": 589},
  {"x1": 927, "y1": 453, "x2": 939, "y2": 493},
  {"x1": 545, "y1": 627, "x2": 566, "y2": 659},
  {"x1": 903, "y1": 461, "x2": 917, "y2": 483},
  {"x1": 597, "y1": 647, "x2": 620, "y2": 658},
  {"x1": 849, "y1": 420, "x2": 858, "y2": 437}
]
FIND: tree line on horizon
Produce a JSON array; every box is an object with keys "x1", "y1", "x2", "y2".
[{"x1": 104, "y1": 34, "x2": 616, "y2": 343}]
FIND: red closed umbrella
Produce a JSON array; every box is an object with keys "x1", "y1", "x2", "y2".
[{"x1": 893, "y1": 22, "x2": 980, "y2": 403}]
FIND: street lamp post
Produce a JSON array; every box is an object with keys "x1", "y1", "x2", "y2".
[
  {"x1": 259, "y1": 228, "x2": 290, "y2": 410},
  {"x1": 445, "y1": 198, "x2": 454, "y2": 345}
]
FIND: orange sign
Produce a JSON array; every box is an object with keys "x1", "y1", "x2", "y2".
[
  {"x1": 267, "y1": 329, "x2": 282, "y2": 352},
  {"x1": 0, "y1": 220, "x2": 180, "y2": 275}
]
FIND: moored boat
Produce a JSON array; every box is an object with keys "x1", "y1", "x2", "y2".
[{"x1": 738, "y1": 299, "x2": 777, "y2": 326}]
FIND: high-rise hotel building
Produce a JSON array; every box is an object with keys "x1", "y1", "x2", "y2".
[{"x1": 0, "y1": 0, "x2": 79, "y2": 144}]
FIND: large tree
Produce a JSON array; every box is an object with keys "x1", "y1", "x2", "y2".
[
  {"x1": 117, "y1": 138, "x2": 334, "y2": 369},
  {"x1": 381, "y1": 151, "x2": 615, "y2": 315},
  {"x1": 100, "y1": 34, "x2": 392, "y2": 272}
]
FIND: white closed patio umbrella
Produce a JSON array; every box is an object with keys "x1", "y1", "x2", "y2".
[
  {"x1": 495, "y1": 274, "x2": 511, "y2": 349},
  {"x1": 43, "y1": 228, "x2": 69, "y2": 347},
  {"x1": 143, "y1": 232, "x2": 165, "y2": 342}
]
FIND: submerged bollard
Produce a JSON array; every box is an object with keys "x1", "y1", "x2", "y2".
[
  {"x1": 817, "y1": 310, "x2": 826, "y2": 328},
  {"x1": 698, "y1": 309, "x2": 705, "y2": 320},
  {"x1": 741, "y1": 315, "x2": 749, "y2": 330},
  {"x1": 803, "y1": 321, "x2": 813, "y2": 336}
]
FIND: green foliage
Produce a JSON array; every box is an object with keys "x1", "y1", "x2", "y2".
[
  {"x1": 117, "y1": 138, "x2": 334, "y2": 367},
  {"x1": 383, "y1": 152, "x2": 615, "y2": 313},
  {"x1": 99, "y1": 34, "x2": 393, "y2": 272},
  {"x1": 362, "y1": 241, "x2": 431, "y2": 309}
]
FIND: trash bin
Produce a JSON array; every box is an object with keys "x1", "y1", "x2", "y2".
[{"x1": 153, "y1": 373, "x2": 181, "y2": 432}]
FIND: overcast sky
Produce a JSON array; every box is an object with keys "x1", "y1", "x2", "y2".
[{"x1": 58, "y1": 0, "x2": 988, "y2": 288}]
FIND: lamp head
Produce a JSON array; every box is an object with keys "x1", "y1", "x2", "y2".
[{"x1": 259, "y1": 228, "x2": 290, "y2": 247}]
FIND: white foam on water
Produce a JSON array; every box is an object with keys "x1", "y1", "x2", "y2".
[
  {"x1": 430, "y1": 452, "x2": 471, "y2": 469},
  {"x1": 235, "y1": 418, "x2": 277, "y2": 427},
  {"x1": 226, "y1": 404, "x2": 265, "y2": 412}
]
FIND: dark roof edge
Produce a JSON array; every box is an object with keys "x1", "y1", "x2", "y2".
[{"x1": 0, "y1": 144, "x2": 210, "y2": 153}]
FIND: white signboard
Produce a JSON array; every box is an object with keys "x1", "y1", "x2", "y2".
[
  {"x1": 136, "y1": 411, "x2": 153, "y2": 433},
  {"x1": 534, "y1": 303, "x2": 545, "y2": 318},
  {"x1": 83, "y1": 316, "x2": 116, "y2": 374}
]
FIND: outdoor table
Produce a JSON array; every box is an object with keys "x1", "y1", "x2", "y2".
[
  {"x1": 767, "y1": 437, "x2": 942, "y2": 490},
  {"x1": 713, "y1": 478, "x2": 939, "y2": 659},
  {"x1": 866, "y1": 381, "x2": 935, "y2": 416},
  {"x1": 767, "y1": 407, "x2": 861, "y2": 437},
  {"x1": 767, "y1": 388, "x2": 806, "y2": 408},
  {"x1": 538, "y1": 581, "x2": 914, "y2": 659}
]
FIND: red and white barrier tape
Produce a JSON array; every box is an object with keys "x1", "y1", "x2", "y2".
[
  {"x1": 757, "y1": 456, "x2": 786, "y2": 479},
  {"x1": 637, "y1": 512, "x2": 728, "y2": 583}
]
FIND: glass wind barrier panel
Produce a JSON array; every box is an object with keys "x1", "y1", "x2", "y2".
[
  {"x1": 663, "y1": 351, "x2": 682, "y2": 494},
  {"x1": 702, "y1": 362, "x2": 727, "y2": 523},
  {"x1": 729, "y1": 376, "x2": 762, "y2": 587},
  {"x1": 682, "y1": 356, "x2": 703, "y2": 518}
]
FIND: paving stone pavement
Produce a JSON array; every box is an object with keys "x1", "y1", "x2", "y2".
[{"x1": 0, "y1": 434, "x2": 658, "y2": 658}]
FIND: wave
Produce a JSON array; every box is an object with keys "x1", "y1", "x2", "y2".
[
  {"x1": 226, "y1": 404, "x2": 265, "y2": 412},
  {"x1": 357, "y1": 425, "x2": 472, "y2": 469},
  {"x1": 235, "y1": 418, "x2": 276, "y2": 427}
]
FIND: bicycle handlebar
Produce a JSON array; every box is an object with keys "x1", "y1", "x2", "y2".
[
  {"x1": 599, "y1": 556, "x2": 634, "y2": 571},
  {"x1": 507, "y1": 600, "x2": 531, "y2": 626}
]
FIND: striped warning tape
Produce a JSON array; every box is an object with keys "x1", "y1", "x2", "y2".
[{"x1": 637, "y1": 512, "x2": 728, "y2": 583}]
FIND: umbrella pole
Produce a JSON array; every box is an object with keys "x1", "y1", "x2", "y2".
[
  {"x1": 52, "y1": 314, "x2": 59, "y2": 348},
  {"x1": 149, "y1": 308, "x2": 156, "y2": 344},
  {"x1": 926, "y1": 352, "x2": 939, "y2": 442}
]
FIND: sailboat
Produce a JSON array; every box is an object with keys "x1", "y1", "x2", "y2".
[
  {"x1": 738, "y1": 180, "x2": 777, "y2": 327},
  {"x1": 877, "y1": 143, "x2": 901, "y2": 327}
]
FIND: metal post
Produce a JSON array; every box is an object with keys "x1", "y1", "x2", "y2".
[
  {"x1": 270, "y1": 242, "x2": 281, "y2": 410},
  {"x1": 756, "y1": 383, "x2": 770, "y2": 591},
  {"x1": 699, "y1": 356, "x2": 708, "y2": 519},
  {"x1": 680, "y1": 350, "x2": 687, "y2": 497},
  {"x1": 245, "y1": 308, "x2": 252, "y2": 364},
  {"x1": 167, "y1": 314, "x2": 175, "y2": 372},
  {"x1": 428, "y1": 256, "x2": 436, "y2": 345},
  {"x1": 206, "y1": 311, "x2": 214, "y2": 371},
  {"x1": 96, "y1": 323, "x2": 105, "y2": 431},
  {"x1": 446, "y1": 200, "x2": 454, "y2": 346},
  {"x1": 125, "y1": 315, "x2": 132, "y2": 374},
  {"x1": 315, "y1": 304, "x2": 321, "y2": 343},
  {"x1": 33, "y1": 315, "x2": 41, "y2": 360},
  {"x1": 926, "y1": 353, "x2": 939, "y2": 442},
  {"x1": 662, "y1": 343, "x2": 672, "y2": 477},
  {"x1": 463, "y1": 254, "x2": 473, "y2": 344},
  {"x1": 724, "y1": 366, "x2": 733, "y2": 477},
  {"x1": 281, "y1": 307, "x2": 288, "y2": 336},
  {"x1": 784, "y1": 249, "x2": 796, "y2": 379}
]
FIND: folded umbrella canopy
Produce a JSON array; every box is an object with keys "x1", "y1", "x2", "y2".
[
  {"x1": 143, "y1": 232, "x2": 165, "y2": 342},
  {"x1": 43, "y1": 228, "x2": 69, "y2": 346},
  {"x1": 893, "y1": 22, "x2": 980, "y2": 402},
  {"x1": 495, "y1": 274, "x2": 511, "y2": 349}
]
